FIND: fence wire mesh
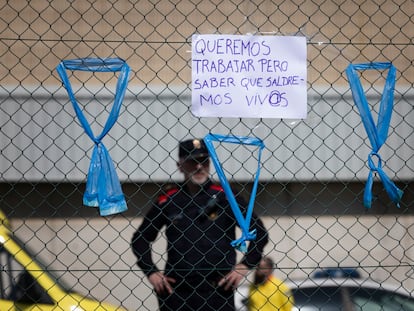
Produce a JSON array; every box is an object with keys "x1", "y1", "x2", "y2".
[{"x1": 0, "y1": 0, "x2": 413, "y2": 310}]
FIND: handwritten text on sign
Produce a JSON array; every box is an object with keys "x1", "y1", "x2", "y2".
[{"x1": 191, "y1": 34, "x2": 307, "y2": 118}]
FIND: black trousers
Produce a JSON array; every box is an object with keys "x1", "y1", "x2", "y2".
[{"x1": 157, "y1": 277, "x2": 235, "y2": 311}]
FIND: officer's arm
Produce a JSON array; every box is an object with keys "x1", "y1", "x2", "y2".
[{"x1": 131, "y1": 204, "x2": 165, "y2": 276}]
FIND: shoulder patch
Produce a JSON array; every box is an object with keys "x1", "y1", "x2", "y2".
[
  {"x1": 209, "y1": 184, "x2": 224, "y2": 192},
  {"x1": 157, "y1": 187, "x2": 179, "y2": 205}
]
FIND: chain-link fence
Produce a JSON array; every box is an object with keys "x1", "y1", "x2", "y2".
[{"x1": 0, "y1": 0, "x2": 413, "y2": 310}]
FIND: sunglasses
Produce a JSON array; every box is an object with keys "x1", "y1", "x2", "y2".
[{"x1": 183, "y1": 156, "x2": 210, "y2": 166}]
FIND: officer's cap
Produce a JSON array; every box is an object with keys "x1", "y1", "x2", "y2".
[{"x1": 178, "y1": 138, "x2": 209, "y2": 159}]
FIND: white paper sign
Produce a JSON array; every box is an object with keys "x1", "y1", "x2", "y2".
[{"x1": 191, "y1": 34, "x2": 307, "y2": 118}]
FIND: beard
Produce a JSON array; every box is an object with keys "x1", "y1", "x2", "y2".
[
  {"x1": 190, "y1": 175, "x2": 208, "y2": 185},
  {"x1": 189, "y1": 170, "x2": 209, "y2": 185}
]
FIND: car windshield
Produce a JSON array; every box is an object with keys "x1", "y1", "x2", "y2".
[
  {"x1": 293, "y1": 285, "x2": 414, "y2": 311},
  {"x1": 9, "y1": 233, "x2": 74, "y2": 293}
]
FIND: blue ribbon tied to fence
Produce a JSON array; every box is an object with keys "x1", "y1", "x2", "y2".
[
  {"x1": 346, "y1": 62, "x2": 403, "y2": 209},
  {"x1": 204, "y1": 133, "x2": 265, "y2": 253},
  {"x1": 56, "y1": 58, "x2": 129, "y2": 216}
]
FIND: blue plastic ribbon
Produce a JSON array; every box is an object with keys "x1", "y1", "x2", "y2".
[
  {"x1": 56, "y1": 58, "x2": 129, "y2": 216},
  {"x1": 346, "y1": 62, "x2": 403, "y2": 208},
  {"x1": 204, "y1": 133, "x2": 265, "y2": 253}
]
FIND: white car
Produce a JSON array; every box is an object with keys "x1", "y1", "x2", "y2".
[
  {"x1": 290, "y1": 276, "x2": 414, "y2": 311},
  {"x1": 236, "y1": 268, "x2": 414, "y2": 311}
]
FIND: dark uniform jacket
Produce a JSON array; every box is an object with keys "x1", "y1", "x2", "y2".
[{"x1": 131, "y1": 180, "x2": 268, "y2": 283}]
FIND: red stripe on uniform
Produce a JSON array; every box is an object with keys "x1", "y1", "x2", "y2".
[
  {"x1": 158, "y1": 188, "x2": 179, "y2": 204},
  {"x1": 209, "y1": 184, "x2": 224, "y2": 192}
]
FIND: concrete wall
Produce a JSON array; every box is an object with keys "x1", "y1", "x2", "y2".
[{"x1": 11, "y1": 215, "x2": 414, "y2": 310}]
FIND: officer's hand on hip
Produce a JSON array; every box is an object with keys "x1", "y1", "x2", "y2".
[
  {"x1": 218, "y1": 263, "x2": 248, "y2": 291},
  {"x1": 148, "y1": 271, "x2": 176, "y2": 295}
]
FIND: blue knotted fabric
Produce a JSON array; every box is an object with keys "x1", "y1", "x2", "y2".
[
  {"x1": 204, "y1": 133, "x2": 265, "y2": 253},
  {"x1": 56, "y1": 58, "x2": 129, "y2": 216},
  {"x1": 346, "y1": 62, "x2": 403, "y2": 208}
]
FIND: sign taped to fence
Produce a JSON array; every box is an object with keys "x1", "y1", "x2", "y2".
[{"x1": 191, "y1": 34, "x2": 307, "y2": 118}]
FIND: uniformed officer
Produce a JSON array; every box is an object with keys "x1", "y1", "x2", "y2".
[{"x1": 131, "y1": 138, "x2": 268, "y2": 311}]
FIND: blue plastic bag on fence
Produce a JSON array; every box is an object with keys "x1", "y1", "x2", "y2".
[
  {"x1": 56, "y1": 58, "x2": 129, "y2": 216},
  {"x1": 346, "y1": 62, "x2": 403, "y2": 208},
  {"x1": 204, "y1": 133, "x2": 265, "y2": 253},
  {"x1": 83, "y1": 143, "x2": 128, "y2": 216}
]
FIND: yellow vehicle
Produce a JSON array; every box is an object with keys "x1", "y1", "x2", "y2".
[{"x1": 0, "y1": 211, "x2": 127, "y2": 310}]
